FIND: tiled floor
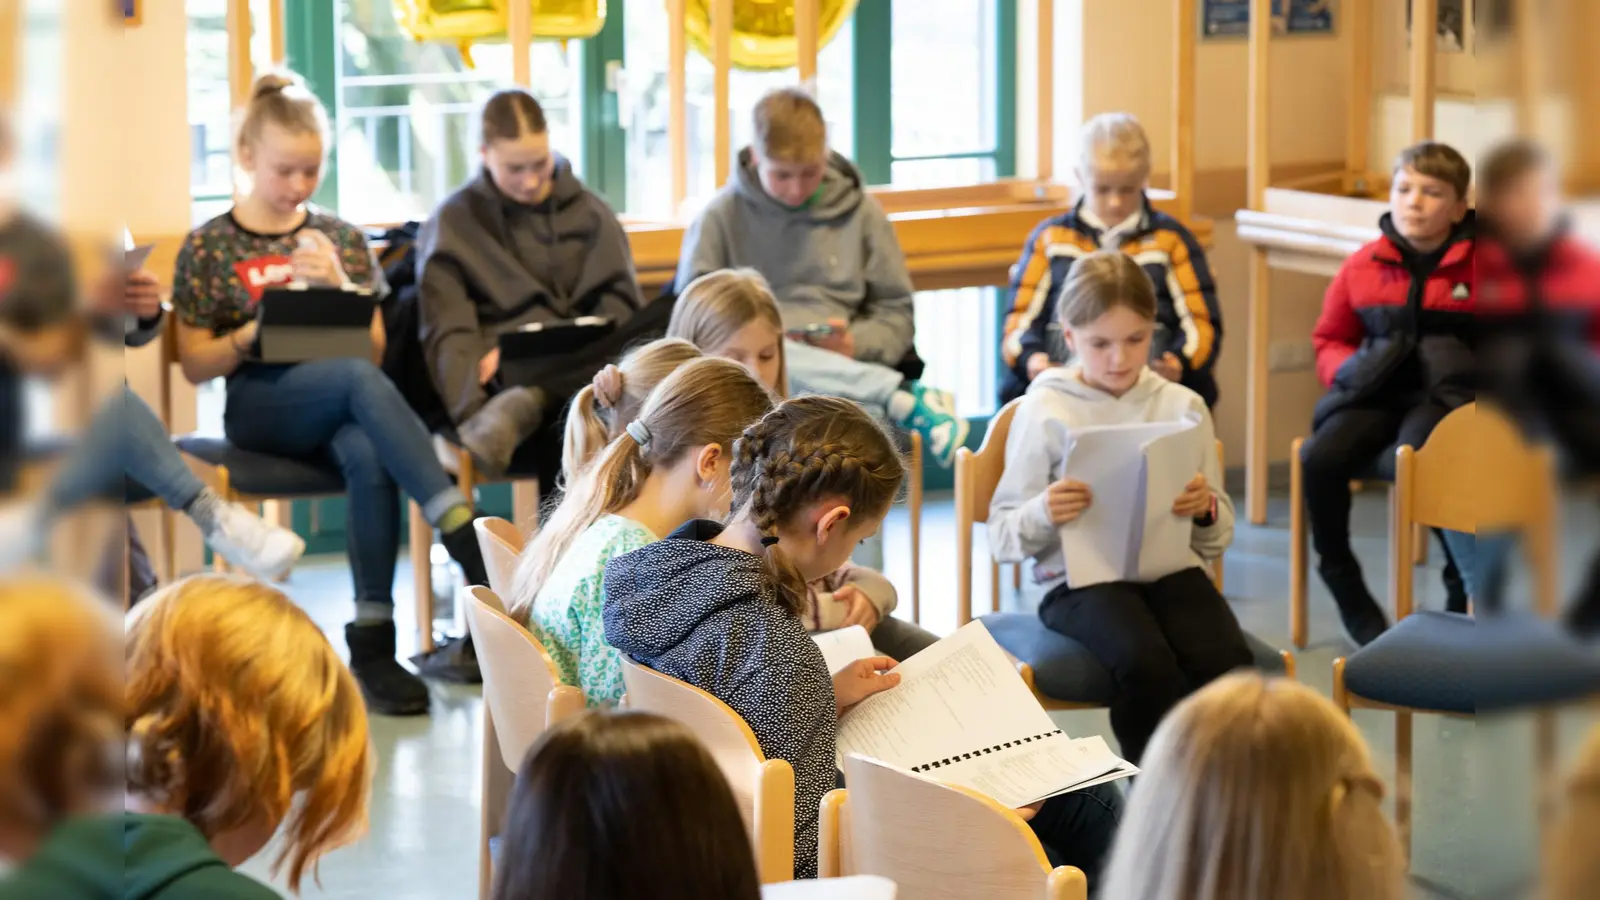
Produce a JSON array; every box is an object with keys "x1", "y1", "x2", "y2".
[{"x1": 237, "y1": 490, "x2": 1599, "y2": 900}]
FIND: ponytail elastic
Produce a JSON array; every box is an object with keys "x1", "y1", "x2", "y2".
[{"x1": 760, "y1": 535, "x2": 780, "y2": 547}]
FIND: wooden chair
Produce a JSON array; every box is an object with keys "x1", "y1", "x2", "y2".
[
  {"x1": 820, "y1": 754, "x2": 1087, "y2": 900},
  {"x1": 408, "y1": 447, "x2": 541, "y2": 652},
  {"x1": 1332, "y1": 403, "x2": 1567, "y2": 862},
  {"x1": 619, "y1": 656, "x2": 796, "y2": 884},
  {"x1": 462, "y1": 585, "x2": 586, "y2": 900},
  {"x1": 473, "y1": 516, "x2": 524, "y2": 599},
  {"x1": 955, "y1": 400, "x2": 1294, "y2": 712}
]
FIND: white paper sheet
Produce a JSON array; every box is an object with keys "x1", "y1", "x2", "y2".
[
  {"x1": 763, "y1": 876, "x2": 897, "y2": 900},
  {"x1": 835, "y1": 622, "x2": 1135, "y2": 807},
  {"x1": 811, "y1": 625, "x2": 876, "y2": 675},
  {"x1": 1057, "y1": 415, "x2": 1204, "y2": 588}
]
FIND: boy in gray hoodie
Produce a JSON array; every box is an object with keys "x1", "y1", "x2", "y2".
[
  {"x1": 674, "y1": 88, "x2": 967, "y2": 467},
  {"x1": 989, "y1": 251, "x2": 1251, "y2": 765}
]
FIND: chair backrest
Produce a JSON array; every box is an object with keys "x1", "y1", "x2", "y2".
[
  {"x1": 829, "y1": 754, "x2": 1086, "y2": 900},
  {"x1": 619, "y1": 656, "x2": 794, "y2": 882},
  {"x1": 473, "y1": 516, "x2": 525, "y2": 599},
  {"x1": 1393, "y1": 402, "x2": 1558, "y2": 615},
  {"x1": 960, "y1": 398, "x2": 1026, "y2": 527},
  {"x1": 462, "y1": 586, "x2": 585, "y2": 769}
]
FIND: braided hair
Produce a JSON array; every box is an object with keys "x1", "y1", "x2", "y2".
[{"x1": 729, "y1": 396, "x2": 906, "y2": 616}]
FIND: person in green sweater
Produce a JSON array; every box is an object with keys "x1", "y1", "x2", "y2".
[
  {"x1": 0, "y1": 577, "x2": 121, "y2": 900},
  {"x1": 122, "y1": 575, "x2": 374, "y2": 898}
]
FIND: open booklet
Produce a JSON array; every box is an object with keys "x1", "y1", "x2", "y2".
[
  {"x1": 835, "y1": 620, "x2": 1136, "y2": 809},
  {"x1": 1057, "y1": 413, "x2": 1206, "y2": 589}
]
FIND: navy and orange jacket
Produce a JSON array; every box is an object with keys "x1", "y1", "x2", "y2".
[
  {"x1": 1311, "y1": 212, "x2": 1476, "y2": 429},
  {"x1": 1000, "y1": 198, "x2": 1221, "y2": 406}
]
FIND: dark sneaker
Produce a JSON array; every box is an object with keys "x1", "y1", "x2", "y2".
[
  {"x1": 1319, "y1": 562, "x2": 1391, "y2": 647},
  {"x1": 410, "y1": 634, "x2": 483, "y2": 684},
  {"x1": 457, "y1": 386, "x2": 547, "y2": 477},
  {"x1": 345, "y1": 621, "x2": 430, "y2": 716},
  {"x1": 1442, "y1": 556, "x2": 1470, "y2": 614}
]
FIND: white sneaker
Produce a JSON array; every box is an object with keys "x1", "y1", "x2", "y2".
[{"x1": 206, "y1": 503, "x2": 306, "y2": 581}]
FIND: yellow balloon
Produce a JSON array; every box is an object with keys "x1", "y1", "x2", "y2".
[
  {"x1": 393, "y1": 0, "x2": 606, "y2": 44},
  {"x1": 683, "y1": 0, "x2": 859, "y2": 72}
]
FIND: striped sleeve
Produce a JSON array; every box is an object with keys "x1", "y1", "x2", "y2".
[
  {"x1": 1002, "y1": 219, "x2": 1061, "y2": 368},
  {"x1": 1163, "y1": 225, "x2": 1222, "y2": 373}
]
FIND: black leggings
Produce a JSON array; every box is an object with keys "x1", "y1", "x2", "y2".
[
  {"x1": 1300, "y1": 403, "x2": 1451, "y2": 567},
  {"x1": 1038, "y1": 567, "x2": 1252, "y2": 764}
]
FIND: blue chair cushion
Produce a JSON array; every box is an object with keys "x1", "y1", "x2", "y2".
[
  {"x1": 175, "y1": 435, "x2": 345, "y2": 497},
  {"x1": 1345, "y1": 611, "x2": 1600, "y2": 714},
  {"x1": 981, "y1": 612, "x2": 1286, "y2": 705}
]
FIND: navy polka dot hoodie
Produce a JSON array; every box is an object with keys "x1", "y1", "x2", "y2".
[{"x1": 603, "y1": 519, "x2": 836, "y2": 879}]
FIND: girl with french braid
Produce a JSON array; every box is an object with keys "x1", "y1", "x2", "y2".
[{"x1": 602, "y1": 396, "x2": 1123, "y2": 881}]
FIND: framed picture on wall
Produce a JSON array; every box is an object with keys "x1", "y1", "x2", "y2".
[
  {"x1": 1408, "y1": 0, "x2": 1467, "y2": 52},
  {"x1": 1202, "y1": 0, "x2": 1335, "y2": 39}
]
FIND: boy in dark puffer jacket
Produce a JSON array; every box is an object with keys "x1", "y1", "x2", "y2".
[{"x1": 1301, "y1": 142, "x2": 1476, "y2": 647}]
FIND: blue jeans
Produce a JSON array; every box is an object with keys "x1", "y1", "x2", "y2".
[
  {"x1": 785, "y1": 339, "x2": 903, "y2": 420},
  {"x1": 225, "y1": 358, "x2": 469, "y2": 606},
  {"x1": 48, "y1": 386, "x2": 206, "y2": 513},
  {"x1": 1032, "y1": 781, "x2": 1124, "y2": 885}
]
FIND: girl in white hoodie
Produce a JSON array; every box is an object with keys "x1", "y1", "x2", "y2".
[{"x1": 988, "y1": 250, "x2": 1252, "y2": 764}]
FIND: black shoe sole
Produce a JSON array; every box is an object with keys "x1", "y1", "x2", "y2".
[{"x1": 358, "y1": 689, "x2": 431, "y2": 717}]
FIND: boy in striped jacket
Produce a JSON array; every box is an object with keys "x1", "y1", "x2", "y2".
[{"x1": 1001, "y1": 113, "x2": 1221, "y2": 407}]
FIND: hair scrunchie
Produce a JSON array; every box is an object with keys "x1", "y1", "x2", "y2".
[
  {"x1": 591, "y1": 364, "x2": 624, "y2": 410},
  {"x1": 626, "y1": 420, "x2": 652, "y2": 448}
]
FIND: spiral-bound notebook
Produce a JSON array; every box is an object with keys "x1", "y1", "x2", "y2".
[{"x1": 836, "y1": 620, "x2": 1135, "y2": 808}]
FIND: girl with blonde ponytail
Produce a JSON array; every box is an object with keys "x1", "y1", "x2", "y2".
[
  {"x1": 510, "y1": 357, "x2": 773, "y2": 706},
  {"x1": 559, "y1": 338, "x2": 702, "y2": 485}
]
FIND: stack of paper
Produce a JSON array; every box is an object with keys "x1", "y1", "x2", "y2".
[
  {"x1": 1057, "y1": 413, "x2": 1206, "y2": 588},
  {"x1": 836, "y1": 621, "x2": 1136, "y2": 809}
]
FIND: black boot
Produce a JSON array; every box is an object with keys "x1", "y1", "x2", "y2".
[
  {"x1": 441, "y1": 518, "x2": 490, "y2": 587},
  {"x1": 1318, "y1": 560, "x2": 1391, "y2": 647},
  {"x1": 1442, "y1": 557, "x2": 1470, "y2": 614},
  {"x1": 1565, "y1": 550, "x2": 1600, "y2": 639},
  {"x1": 345, "y1": 621, "x2": 430, "y2": 716}
]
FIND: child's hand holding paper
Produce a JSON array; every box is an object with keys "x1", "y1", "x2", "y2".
[
  {"x1": 1046, "y1": 477, "x2": 1094, "y2": 525},
  {"x1": 1171, "y1": 473, "x2": 1210, "y2": 518}
]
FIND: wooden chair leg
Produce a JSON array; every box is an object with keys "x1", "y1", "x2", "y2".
[
  {"x1": 1331, "y1": 657, "x2": 1350, "y2": 713},
  {"x1": 409, "y1": 501, "x2": 436, "y2": 653},
  {"x1": 1290, "y1": 438, "x2": 1308, "y2": 649},
  {"x1": 1278, "y1": 649, "x2": 1296, "y2": 680},
  {"x1": 212, "y1": 469, "x2": 234, "y2": 574},
  {"x1": 480, "y1": 709, "x2": 511, "y2": 900},
  {"x1": 909, "y1": 433, "x2": 923, "y2": 625},
  {"x1": 513, "y1": 480, "x2": 541, "y2": 533},
  {"x1": 1395, "y1": 710, "x2": 1413, "y2": 862},
  {"x1": 989, "y1": 560, "x2": 1001, "y2": 615},
  {"x1": 1011, "y1": 563, "x2": 1022, "y2": 591},
  {"x1": 1536, "y1": 709, "x2": 1557, "y2": 828},
  {"x1": 156, "y1": 506, "x2": 176, "y2": 583}
]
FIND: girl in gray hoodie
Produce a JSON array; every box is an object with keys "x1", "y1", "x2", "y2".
[{"x1": 989, "y1": 251, "x2": 1251, "y2": 765}]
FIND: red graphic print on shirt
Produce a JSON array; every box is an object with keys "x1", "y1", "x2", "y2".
[
  {"x1": 233, "y1": 255, "x2": 294, "y2": 305},
  {"x1": 0, "y1": 257, "x2": 15, "y2": 301}
]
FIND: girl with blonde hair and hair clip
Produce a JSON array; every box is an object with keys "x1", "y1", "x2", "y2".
[
  {"x1": 559, "y1": 338, "x2": 703, "y2": 485},
  {"x1": 667, "y1": 269, "x2": 938, "y2": 661},
  {"x1": 1546, "y1": 725, "x2": 1600, "y2": 900},
  {"x1": 1100, "y1": 671, "x2": 1407, "y2": 900},
  {"x1": 124, "y1": 574, "x2": 373, "y2": 897},
  {"x1": 511, "y1": 357, "x2": 774, "y2": 708}
]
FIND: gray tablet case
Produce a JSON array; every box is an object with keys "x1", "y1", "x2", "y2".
[{"x1": 256, "y1": 286, "x2": 377, "y2": 363}]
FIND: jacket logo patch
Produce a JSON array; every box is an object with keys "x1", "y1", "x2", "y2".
[{"x1": 1451, "y1": 282, "x2": 1470, "y2": 300}]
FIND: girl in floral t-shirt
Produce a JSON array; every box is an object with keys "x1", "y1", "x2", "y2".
[
  {"x1": 169, "y1": 70, "x2": 489, "y2": 718},
  {"x1": 507, "y1": 355, "x2": 773, "y2": 707}
]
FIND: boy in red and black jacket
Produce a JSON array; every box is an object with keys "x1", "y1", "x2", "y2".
[
  {"x1": 1301, "y1": 142, "x2": 1476, "y2": 646},
  {"x1": 1475, "y1": 139, "x2": 1600, "y2": 633}
]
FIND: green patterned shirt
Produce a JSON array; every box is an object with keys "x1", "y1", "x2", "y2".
[{"x1": 528, "y1": 514, "x2": 659, "y2": 707}]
